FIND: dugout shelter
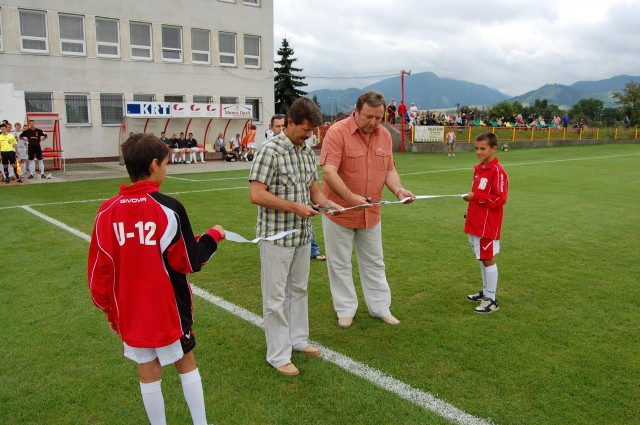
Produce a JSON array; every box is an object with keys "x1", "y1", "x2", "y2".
[{"x1": 119, "y1": 101, "x2": 255, "y2": 164}]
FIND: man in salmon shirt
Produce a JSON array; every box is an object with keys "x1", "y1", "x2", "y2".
[{"x1": 320, "y1": 90, "x2": 415, "y2": 329}]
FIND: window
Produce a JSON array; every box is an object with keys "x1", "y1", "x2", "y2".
[
  {"x1": 130, "y1": 21, "x2": 152, "y2": 60},
  {"x1": 133, "y1": 94, "x2": 155, "y2": 102},
  {"x1": 218, "y1": 32, "x2": 236, "y2": 66},
  {"x1": 191, "y1": 28, "x2": 210, "y2": 64},
  {"x1": 220, "y1": 96, "x2": 238, "y2": 104},
  {"x1": 59, "y1": 14, "x2": 85, "y2": 55},
  {"x1": 243, "y1": 0, "x2": 260, "y2": 6},
  {"x1": 19, "y1": 9, "x2": 48, "y2": 53},
  {"x1": 246, "y1": 98, "x2": 261, "y2": 122},
  {"x1": 25, "y1": 92, "x2": 53, "y2": 112},
  {"x1": 193, "y1": 96, "x2": 212, "y2": 104},
  {"x1": 162, "y1": 25, "x2": 182, "y2": 62},
  {"x1": 164, "y1": 95, "x2": 184, "y2": 103},
  {"x1": 65, "y1": 93, "x2": 91, "y2": 125},
  {"x1": 100, "y1": 94, "x2": 124, "y2": 125},
  {"x1": 96, "y1": 18, "x2": 119, "y2": 58},
  {"x1": 244, "y1": 35, "x2": 260, "y2": 68}
]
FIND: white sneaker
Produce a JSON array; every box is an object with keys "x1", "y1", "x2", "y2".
[
  {"x1": 380, "y1": 314, "x2": 400, "y2": 325},
  {"x1": 475, "y1": 297, "x2": 499, "y2": 314},
  {"x1": 338, "y1": 317, "x2": 353, "y2": 328}
]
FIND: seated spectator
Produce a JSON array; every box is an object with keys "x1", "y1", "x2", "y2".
[
  {"x1": 186, "y1": 133, "x2": 204, "y2": 164},
  {"x1": 229, "y1": 133, "x2": 243, "y2": 158},
  {"x1": 177, "y1": 132, "x2": 189, "y2": 163},
  {"x1": 214, "y1": 132, "x2": 228, "y2": 158}
]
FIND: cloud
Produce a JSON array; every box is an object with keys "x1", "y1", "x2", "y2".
[{"x1": 274, "y1": 0, "x2": 640, "y2": 96}]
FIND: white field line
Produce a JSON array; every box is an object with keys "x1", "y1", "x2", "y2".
[
  {"x1": 2, "y1": 151, "x2": 637, "y2": 212},
  {"x1": 23, "y1": 206, "x2": 493, "y2": 425},
  {"x1": 166, "y1": 175, "x2": 249, "y2": 182}
]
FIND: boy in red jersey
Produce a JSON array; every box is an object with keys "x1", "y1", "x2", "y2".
[
  {"x1": 88, "y1": 133, "x2": 225, "y2": 424},
  {"x1": 463, "y1": 132, "x2": 508, "y2": 314}
]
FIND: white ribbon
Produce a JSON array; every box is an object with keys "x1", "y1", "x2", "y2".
[
  {"x1": 224, "y1": 229, "x2": 298, "y2": 244},
  {"x1": 337, "y1": 194, "x2": 467, "y2": 212}
]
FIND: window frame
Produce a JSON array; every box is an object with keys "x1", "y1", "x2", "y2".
[
  {"x1": 19, "y1": 9, "x2": 49, "y2": 54},
  {"x1": 64, "y1": 93, "x2": 92, "y2": 126},
  {"x1": 25, "y1": 92, "x2": 53, "y2": 113},
  {"x1": 133, "y1": 94, "x2": 156, "y2": 102},
  {"x1": 129, "y1": 21, "x2": 152, "y2": 60},
  {"x1": 164, "y1": 95, "x2": 185, "y2": 103},
  {"x1": 193, "y1": 96, "x2": 213, "y2": 104},
  {"x1": 243, "y1": 0, "x2": 260, "y2": 6},
  {"x1": 95, "y1": 17, "x2": 120, "y2": 58},
  {"x1": 246, "y1": 97, "x2": 261, "y2": 122},
  {"x1": 58, "y1": 13, "x2": 85, "y2": 56},
  {"x1": 161, "y1": 25, "x2": 182, "y2": 62},
  {"x1": 191, "y1": 28, "x2": 210, "y2": 64},
  {"x1": 243, "y1": 34, "x2": 260, "y2": 69},
  {"x1": 218, "y1": 31, "x2": 236, "y2": 67},
  {"x1": 100, "y1": 93, "x2": 124, "y2": 126}
]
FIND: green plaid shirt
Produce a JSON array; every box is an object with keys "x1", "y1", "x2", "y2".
[{"x1": 249, "y1": 133, "x2": 318, "y2": 247}]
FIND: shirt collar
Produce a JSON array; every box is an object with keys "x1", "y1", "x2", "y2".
[
  {"x1": 119, "y1": 180, "x2": 160, "y2": 195},
  {"x1": 280, "y1": 132, "x2": 307, "y2": 152}
]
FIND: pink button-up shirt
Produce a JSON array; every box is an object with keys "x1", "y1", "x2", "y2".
[{"x1": 320, "y1": 115, "x2": 395, "y2": 229}]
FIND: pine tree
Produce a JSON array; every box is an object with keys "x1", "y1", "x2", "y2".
[{"x1": 274, "y1": 38, "x2": 307, "y2": 114}]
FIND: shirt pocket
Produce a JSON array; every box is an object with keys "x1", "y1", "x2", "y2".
[
  {"x1": 278, "y1": 164, "x2": 299, "y2": 187},
  {"x1": 345, "y1": 150, "x2": 365, "y2": 172},
  {"x1": 373, "y1": 148, "x2": 390, "y2": 171},
  {"x1": 303, "y1": 160, "x2": 316, "y2": 186}
]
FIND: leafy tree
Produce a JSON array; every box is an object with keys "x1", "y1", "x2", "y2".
[
  {"x1": 612, "y1": 81, "x2": 640, "y2": 126},
  {"x1": 274, "y1": 38, "x2": 307, "y2": 114},
  {"x1": 569, "y1": 98, "x2": 604, "y2": 124},
  {"x1": 487, "y1": 101, "x2": 514, "y2": 122},
  {"x1": 601, "y1": 107, "x2": 623, "y2": 127}
]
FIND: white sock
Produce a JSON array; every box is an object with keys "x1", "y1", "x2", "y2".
[
  {"x1": 171, "y1": 153, "x2": 175, "y2": 163},
  {"x1": 484, "y1": 264, "x2": 498, "y2": 301},
  {"x1": 38, "y1": 159, "x2": 44, "y2": 175},
  {"x1": 180, "y1": 369, "x2": 208, "y2": 425},
  {"x1": 140, "y1": 380, "x2": 166, "y2": 425},
  {"x1": 480, "y1": 263, "x2": 487, "y2": 295},
  {"x1": 29, "y1": 160, "x2": 35, "y2": 175},
  {"x1": 199, "y1": 152, "x2": 204, "y2": 162}
]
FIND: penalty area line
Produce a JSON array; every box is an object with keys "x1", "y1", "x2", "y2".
[{"x1": 24, "y1": 207, "x2": 493, "y2": 425}]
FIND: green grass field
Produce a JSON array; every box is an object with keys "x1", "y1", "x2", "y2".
[{"x1": 1, "y1": 143, "x2": 638, "y2": 425}]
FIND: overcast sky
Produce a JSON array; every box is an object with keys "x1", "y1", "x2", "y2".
[{"x1": 273, "y1": 0, "x2": 640, "y2": 96}]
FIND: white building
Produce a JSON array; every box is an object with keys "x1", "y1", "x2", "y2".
[{"x1": 0, "y1": 0, "x2": 274, "y2": 161}]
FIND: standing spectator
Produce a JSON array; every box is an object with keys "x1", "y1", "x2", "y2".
[
  {"x1": 463, "y1": 132, "x2": 509, "y2": 314},
  {"x1": 14, "y1": 123, "x2": 28, "y2": 177},
  {"x1": 246, "y1": 125, "x2": 257, "y2": 159},
  {"x1": 387, "y1": 99, "x2": 397, "y2": 124},
  {"x1": 397, "y1": 100, "x2": 407, "y2": 125},
  {"x1": 88, "y1": 133, "x2": 225, "y2": 424},
  {"x1": 249, "y1": 97, "x2": 340, "y2": 376},
  {"x1": 446, "y1": 128, "x2": 456, "y2": 157},
  {"x1": 409, "y1": 102, "x2": 418, "y2": 122},
  {"x1": 562, "y1": 113, "x2": 570, "y2": 129},
  {"x1": 624, "y1": 115, "x2": 630, "y2": 129},
  {"x1": 20, "y1": 119, "x2": 48, "y2": 179},
  {"x1": 0, "y1": 123, "x2": 22, "y2": 183},
  {"x1": 320, "y1": 90, "x2": 415, "y2": 329}
]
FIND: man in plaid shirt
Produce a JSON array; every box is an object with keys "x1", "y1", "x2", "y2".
[{"x1": 249, "y1": 98, "x2": 341, "y2": 376}]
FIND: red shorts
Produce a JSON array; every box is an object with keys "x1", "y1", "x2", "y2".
[{"x1": 468, "y1": 234, "x2": 500, "y2": 260}]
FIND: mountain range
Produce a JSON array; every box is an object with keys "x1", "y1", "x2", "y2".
[{"x1": 308, "y1": 72, "x2": 640, "y2": 114}]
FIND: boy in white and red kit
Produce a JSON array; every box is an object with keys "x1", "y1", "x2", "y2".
[
  {"x1": 88, "y1": 133, "x2": 225, "y2": 424},
  {"x1": 463, "y1": 132, "x2": 508, "y2": 314}
]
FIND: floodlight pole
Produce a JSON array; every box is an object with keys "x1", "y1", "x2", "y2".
[{"x1": 401, "y1": 69, "x2": 411, "y2": 152}]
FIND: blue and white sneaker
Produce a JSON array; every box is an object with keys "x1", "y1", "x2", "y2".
[{"x1": 475, "y1": 297, "x2": 499, "y2": 314}]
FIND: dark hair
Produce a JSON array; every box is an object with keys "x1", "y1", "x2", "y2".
[
  {"x1": 476, "y1": 132, "x2": 498, "y2": 147},
  {"x1": 270, "y1": 114, "x2": 286, "y2": 125},
  {"x1": 356, "y1": 90, "x2": 386, "y2": 112},
  {"x1": 121, "y1": 133, "x2": 170, "y2": 182},
  {"x1": 0, "y1": 123, "x2": 5, "y2": 129},
  {"x1": 286, "y1": 97, "x2": 322, "y2": 127}
]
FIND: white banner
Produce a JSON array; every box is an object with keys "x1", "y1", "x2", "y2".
[
  {"x1": 171, "y1": 102, "x2": 220, "y2": 118},
  {"x1": 414, "y1": 125, "x2": 444, "y2": 143},
  {"x1": 221, "y1": 104, "x2": 253, "y2": 119}
]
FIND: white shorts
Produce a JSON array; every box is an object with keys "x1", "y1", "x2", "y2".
[
  {"x1": 468, "y1": 234, "x2": 500, "y2": 260},
  {"x1": 247, "y1": 142, "x2": 256, "y2": 149},
  {"x1": 123, "y1": 339, "x2": 184, "y2": 366}
]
